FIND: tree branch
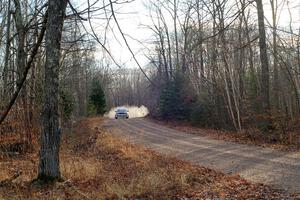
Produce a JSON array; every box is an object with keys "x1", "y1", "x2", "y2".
[
  {"x1": 109, "y1": 0, "x2": 155, "y2": 87},
  {"x1": 0, "y1": 11, "x2": 48, "y2": 125}
]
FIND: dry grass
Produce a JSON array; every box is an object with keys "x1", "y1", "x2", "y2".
[{"x1": 0, "y1": 117, "x2": 295, "y2": 199}]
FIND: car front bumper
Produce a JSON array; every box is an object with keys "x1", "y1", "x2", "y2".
[{"x1": 115, "y1": 114, "x2": 129, "y2": 118}]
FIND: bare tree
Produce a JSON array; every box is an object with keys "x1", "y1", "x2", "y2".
[
  {"x1": 256, "y1": 0, "x2": 270, "y2": 112},
  {"x1": 38, "y1": 0, "x2": 68, "y2": 181},
  {"x1": 270, "y1": 0, "x2": 280, "y2": 109},
  {"x1": 2, "y1": 0, "x2": 11, "y2": 97}
]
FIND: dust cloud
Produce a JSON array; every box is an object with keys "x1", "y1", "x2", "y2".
[{"x1": 105, "y1": 105, "x2": 149, "y2": 119}]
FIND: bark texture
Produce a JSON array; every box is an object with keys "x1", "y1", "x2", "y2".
[
  {"x1": 3, "y1": 0, "x2": 11, "y2": 96},
  {"x1": 38, "y1": 0, "x2": 68, "y2": 180},
  {"x1": 256, "y1": 0, "x2": 270, "y2": 111}
]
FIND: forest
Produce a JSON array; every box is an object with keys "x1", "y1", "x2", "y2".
[
  {"x1": 107, "y1": 0, "x2": 300, "y2": 138},
  {"x1": 0, "y1": 0, "x2": 299, "y2": 199}
]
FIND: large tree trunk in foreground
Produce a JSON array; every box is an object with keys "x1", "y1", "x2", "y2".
[{"x1": 38, "y1": 0, "x2": 67, "y2": 181}]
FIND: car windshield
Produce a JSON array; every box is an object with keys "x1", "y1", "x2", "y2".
[{"x1": 116, "y1": 109, "x2": 127, "y2": 113}]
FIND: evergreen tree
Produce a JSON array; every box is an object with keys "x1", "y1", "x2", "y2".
[
  {"x1": 89, "y1": 79, "x2": 106, "y2": 115},
  {"x1": 159, "y1": 74, "x2": 193, "y2": 119},
  {"x1": 59, "y1": 88, "x2": 74, "y2": 121}
]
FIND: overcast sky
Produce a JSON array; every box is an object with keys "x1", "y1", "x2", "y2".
[{"x1": 75, "y1": 0, "x2": 300, "y2": 70}]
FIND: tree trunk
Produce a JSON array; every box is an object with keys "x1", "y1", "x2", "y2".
[
  {"x1": 271, "y1": 0, "x2": 280, "y2": 109},
  {"x1": 159, "y1": 31, "x2": 169, "y2": 81},
  {"x1": 243, "y1": 9, "x2": 258, "y2": 98},
  {"x1": 173, "y1": 0, "x2": 179, "y2": 70},
  {"x1": 256, "y1": 0, "x2": 270, "y2": 112},
  {"x1": 38, "y1": 0, "x2": 67, "y2": 181},
  {"x1": 196, "y1": 1, "x2": 204, "y2": 89},
  {"x1": 14, "y1": 0, "x2": 31, "y2": 146},
  {"x1": 3, "y1": 0, "x2": 11, "y2": 97}
]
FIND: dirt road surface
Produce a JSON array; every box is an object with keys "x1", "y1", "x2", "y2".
[{"x1": 103, "y1": 118, "x2": 300, "y2": 193}]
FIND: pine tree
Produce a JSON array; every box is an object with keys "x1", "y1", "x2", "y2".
[
  {"x1": 159, "y1": 74, "x2": 192, "y2": 119},
  {"x1": 59, "y1": 88, "x2": 74, "y2": 121},
  {"x1": 89, "y1": 79, "x2": 106, "y2": 115}
]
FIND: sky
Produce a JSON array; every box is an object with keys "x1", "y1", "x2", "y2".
[{"x1": 74, "y1": 0, "x2": 300, "y2": 70}]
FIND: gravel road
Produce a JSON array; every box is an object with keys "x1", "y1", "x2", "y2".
[{"x1": 103, "y1": 118, "x2": 300, "y2": 193}]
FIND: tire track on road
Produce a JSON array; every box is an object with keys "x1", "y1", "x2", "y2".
[{"x1": 103, "y1": 118, "x2": 300, "y2": 193}]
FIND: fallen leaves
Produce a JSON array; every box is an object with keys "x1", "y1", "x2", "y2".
[{"x1": 0, "y1": 117, "x2": 295, "y2": 199}]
